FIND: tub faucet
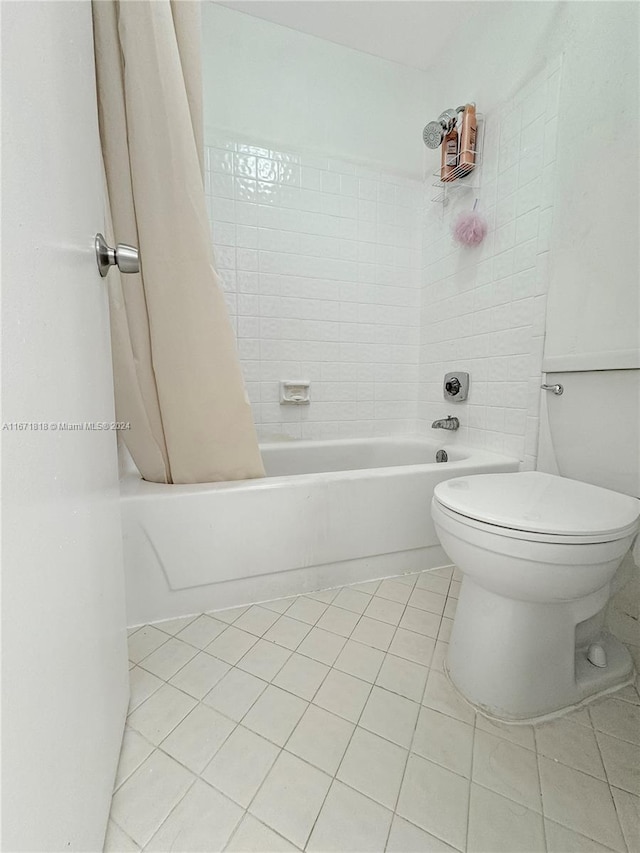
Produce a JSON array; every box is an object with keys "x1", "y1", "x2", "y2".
[{"x1": 432, "y1": 415, "x2": 460, "y2": 431}]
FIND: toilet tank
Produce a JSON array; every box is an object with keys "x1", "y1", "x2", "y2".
[{"x1": 540, "y1": 369, "x2": 640, "y2": 498}]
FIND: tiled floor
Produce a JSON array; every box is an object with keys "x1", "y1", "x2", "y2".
[{"x1": 106, "y1": 568, "x2": 640, "y2": 853}]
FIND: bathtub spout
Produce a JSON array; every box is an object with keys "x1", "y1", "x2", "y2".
[{"x1": 432, "y1": 416, "x2": 460, "y2": 431}]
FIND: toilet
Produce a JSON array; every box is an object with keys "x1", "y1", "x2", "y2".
[
  {"x1": 432, "y1": 471, "x2": 639, "y2": 720},
  {"x1": 431, "y1": 368, "x2": 640, "y2": 721}
]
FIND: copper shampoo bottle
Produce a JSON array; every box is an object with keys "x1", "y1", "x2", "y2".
[
  {"x1": 440, "y1": 125, "x2": 459, "y2": 182},
  {"x1": 458, "y1": 103, "x2": 477, "y2": 175}
]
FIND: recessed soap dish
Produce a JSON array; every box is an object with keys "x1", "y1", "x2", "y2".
[{"x1": 280, "y1": 380, "x2": 310, "y2": 405}]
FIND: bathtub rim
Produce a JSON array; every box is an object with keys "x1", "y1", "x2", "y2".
[{"x1": 119, "y1": 438, "x2": 518, "y2": 500}]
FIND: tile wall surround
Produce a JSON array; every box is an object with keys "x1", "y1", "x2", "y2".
[
  {"x1": 206, "y1": 57, "x2": 562, "y2": 466},
  {"x1": 205, "y1": 136, "x2": 424, "y2": 442},
  {"x1": 419, "y1": 56, "x2": 562, "y2": 467}
]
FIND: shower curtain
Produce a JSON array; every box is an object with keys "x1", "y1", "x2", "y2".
[{"x1": 92, "y1": 0, "x2": 265, "y2": 484}]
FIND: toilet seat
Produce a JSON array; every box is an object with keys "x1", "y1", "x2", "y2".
[{"x1": 433, "y1": 471, "x2": 640, "y2": 545}]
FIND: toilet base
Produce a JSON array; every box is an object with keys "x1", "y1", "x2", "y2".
[{"x1": 447, "y1": 577, "x2": 635, "y2": 721}]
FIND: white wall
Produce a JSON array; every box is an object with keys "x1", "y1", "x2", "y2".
[
  {"x1": 202, "y1": 3, "x2": 431, "y2": 178},
  {"x1": 2, "y1": 3, "x2": 129, "y2": 850},
  {"x1": 428, "y1": 1, "x2": 640, "y2": 370}
]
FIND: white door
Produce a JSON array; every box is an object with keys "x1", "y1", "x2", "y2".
[{"x1": 2, "y1": 3, "x2": 129, "y2": 851}]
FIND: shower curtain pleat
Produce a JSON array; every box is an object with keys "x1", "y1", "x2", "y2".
[{"x1": 92, "y1": 0, "x2": 265, "y2": 484}]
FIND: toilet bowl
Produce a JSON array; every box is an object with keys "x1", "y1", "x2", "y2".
[{"x1": 431, "y1": 471, "x2": 640, "y2": 721}]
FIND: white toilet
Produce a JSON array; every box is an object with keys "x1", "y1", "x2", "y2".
[{"x1": 431, "y1": 371, "x2": 640, "y2": 721}]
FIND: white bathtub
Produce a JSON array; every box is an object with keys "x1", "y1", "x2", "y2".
[{"x1": 121, "y1": 437, "x2": 518, "y2": 625}]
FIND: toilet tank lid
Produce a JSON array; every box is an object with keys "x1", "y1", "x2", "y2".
[{"x1": 433, "y1": 472, "x2": 640, "y2": 537}]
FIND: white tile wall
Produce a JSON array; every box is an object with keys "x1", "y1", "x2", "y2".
[
  {"x1": 205, "y1": 136, "x2": 423, "y2": 441},
  {"x1": 419, "y1": 58, "x2": 562, "y2": 466},
  {"x1": 205, "y1": 57, "x2": 561, "y2": 462}
]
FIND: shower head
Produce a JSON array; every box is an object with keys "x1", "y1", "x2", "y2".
[
  {"x1": 422, "y1": 107, "x2": 464, "y2": 149},
  {"x1": 423, "y1": 120, "x2": 445, "y2": 149}
]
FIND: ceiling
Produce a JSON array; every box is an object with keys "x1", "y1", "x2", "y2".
[{"x1": 214, "y1": 1, "x2": 500, "y2": 71}]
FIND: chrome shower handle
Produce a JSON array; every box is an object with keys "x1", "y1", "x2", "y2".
[
  {"x1": 95, "y1": 233, "x2": 139, "y2": 277},
  {"x1": 541, "y1": 383, "x2": 564, "y2": 395}
]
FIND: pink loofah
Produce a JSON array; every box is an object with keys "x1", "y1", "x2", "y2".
[{"x1": 452, "y1": 210, "x2": 488, "y2": 246}]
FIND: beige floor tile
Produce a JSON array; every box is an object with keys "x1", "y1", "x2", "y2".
[
  {"x1": 233, "y1": 605, "x2": 281, "y2": 638},
  {"x1": 103, "y1": 820, "x2": 140, "y2": 852},
  {"x1": 109, "y1": 750, "x2": 194, "y2": 847},
  {"x1": 168, "y1": 651, "x2": 230, "y2": 700},
  {"x1": 161, "y1": 704, "x2": 235, "y2": 774},
  {"x1": 350, "y1": 616, "x2": 396, "y2": 651},
  {"x1": 260, "y1": 597, "x2": 295, "y2": 615},
  {"x1": 296, "y1": 626, "x2": 346, "y2": 665},
  {"x1": 113, "y1": 728, "x2": 154, "y2": 790},
  {"x1": 307, "y1": 779, "x2": 393, "y2": 852},
  {"x1": 333, "y1": 587, "x2": 372, "y2": 614},
  {"x1": 128, "y1": 626, "x2": 169, "y2": 664},
  {"x1": 152, "y1": 614, "x2": 197, "y2": 636},
  {"x1": 285, "y1": 704, "x2": 354, "y2": 775},
  {"x1": 333, "y1": 639, "x2": 385, "y2": 683},
  {"x1": 316, "y1": 605, "x2": 360, "y2": 637},
  {"x1": 538, "y1": 754, "x2": 626, "y2": 851},
  {"x1": 226, "y1": 814, "x2": 299, "y2": 852},
  {"x1": 138, "y1": 637, "x2": 198, "y2": 681},
  {"x1": 611, "y1": 787, "x2": 640, "y2": 853},
  {"x1": 596, "y1": 731, "x2": 640, "y2": 794},
  {"x1": 209, "y1": 605, "x2": 249, "y2": 625},
  {"x1": 422, "y1": 670, "x2": 475, "y2": 725},
  {"x1": 544, "y1": 818, "x2": 619, "y2": 852},
  {"x1": 128, "y1": 666, "x2": 163, "y2": 713},
  {"x1": 415, "y1": 572, "x2": 451, "y2": 596},
  {"x1": 364, "y1": 596, "x2": 405, "y2": 626},
  {"x1": 206, "y1": 626, "x2": 258, "y2": 665},
  {"x1": 396, "y1": 754, "x2": 469, "y2": 851},
  {"x1": 175, "y1": 614, "x2": 227, "y2": 649},
  {"x1": 249, "y1": 751, "x2": 331, "y2": 848},
  {"x1": 201, "y1": 725, "x2": 279, "y2": 807},
  {"x1": 467, "y1": 783, "x2": 545, "y2": 853},
  {"x1": 313, "y1": 668, "x2": 372, "y2": 722},
  {"x1": 590, "y1": 697, "x2": 640, "y2": 745},
  {"x1": 284, "y1": 596, "x2": 328, "y2": 625},
  {"x1": 242, "y1": 684, "x2": 308, "y2": 746},
  {"x1": 127, "y1": 684, "x2": 196, "y2": 746},
  {"x1": 144, "y1": 779, "x2": 242, "y2": 852},
  {"x1": 408, "y1": 588, "x2": 446, "y2": 615},
  {"x1": 386, "y1": 815, "x2": 458, "y2": 852},
  {"x1": 376, "y1": 579, "x2": 413, "y2": 605},
  {"x1": 236, "y1": 638, "x2": 291, "y2": 681},
  {"x1": 399, "y1": 606, "x2": 442, "y2": 639},
  {"x1": 360, "y1": 686, "x2": 420, "y2": 748},
  {"x1": 475, "y1": 714, "x2": 535, "y2": 750},
  {"x1": 535, "y1": 716, "x2": 606, "y2": 778},
  {"x1": 337, "y1": 727, "x2": 407, "y2": 809},
  {"x1": 389, "y1": 627, "x2": 435, "y2": 666},
  {"x1": 263, "y1": 615, "x2": 312, "y2": 650},
  {"x1": 272, "y1": 652, "x2": 329, "y2": 700},
  {"x1": 375, "y1": 654, "x2": 428, "y2": 702},
  {"x1": 472, "y1": 729, "x2": 542, "y2": 812},
  {"x1": 413, "y1": 707, "x2": 474, "y2": 778},
  {"x1": 202, "y1": 667, "x2": 267, "y2": 722}
]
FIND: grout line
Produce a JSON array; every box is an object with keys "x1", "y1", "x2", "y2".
[{"x1": 532, "y1": 724, "x2": 549, "y2": 852}]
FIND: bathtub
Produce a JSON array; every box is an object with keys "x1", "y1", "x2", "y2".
[{"x1": 121, "y1": 437, "x2": 518, "y2": 626}]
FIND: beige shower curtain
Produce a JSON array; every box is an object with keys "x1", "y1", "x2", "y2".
[{"x1": 92, "y1": 0, "x2": 265, "y2": 484}]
